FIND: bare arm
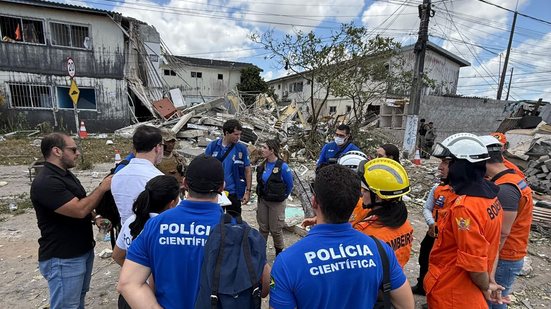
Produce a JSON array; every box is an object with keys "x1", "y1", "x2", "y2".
[
  {"x1": 242, "y1": 166, "x2": 253, "y2": 204},
  {"x1": 117, "y1": 260, "x2": 161, "y2": 309},
  {"x1": 261, "y1": 263, "x2": 271, "y2": 298},
  {"x1": 390, "y1": 280, "x2": 414, "y2": 309},
  {"x1": 112, "y1": 245, "x2": 126, "y2": 267},
  {"x1": 55, "y1": 175, "x2": 112, "y2": 218},
  {"x1": 469, "y1": 271, "x2": 489, "y2": 292}
]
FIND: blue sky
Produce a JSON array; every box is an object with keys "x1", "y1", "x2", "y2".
[{"x1": 59, "y1": 0, "x2": 551, "y2": 101}]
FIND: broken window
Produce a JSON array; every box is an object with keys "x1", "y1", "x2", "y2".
[
  {"x1": 289, "y1": 82, "x2": 303, "y2": 93},
  {"x1": 164, "y1": 69, "x2": 176, "y2": 76},
  {"x1": 218, "y1": 74, "x2": 223, "y2": 80},
  {"x1": 191, "y1": 72, "x2": 196, "y2": 78},
  {"x1": 0, "y1": 15, "x2": 45, "y2": 44},
  {"x1": 50, "y1": 22, "x2": 90, "y2": 48},
  {"x1": 57, "y1": 87, "x2": 96, "y2": 110},
  {"x1": 346, "y1": 105, "x2": 352, "y2": 112},
  {"x1": 329, "y1": 106, "x2": 337, "y2": 114},
  {"x1": 8, "y1": 83, "x2": 52, "y2": 109},
  {"x1": 191, "y1": 71, "x2": 202, "y2": 78}
]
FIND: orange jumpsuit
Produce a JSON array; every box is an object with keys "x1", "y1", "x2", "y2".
[
  {"x1": 355, "y1": 216, "x2": 414, "y2": 268},
  {"x1": 424, "y1": 195, "x2": 503, "y2": 308},
  {"x1": 503, "y1": 158, "x2": 526, "y2": 180},
  {"x1": 432, "y1": 185, "x2": 458, "y2": 229},
  {"x1": 349, "y1": 199, "x2": 368, "y2": 227},
  {"x1": 493, "y1": 171, "x2": 533, "y2": 260}
]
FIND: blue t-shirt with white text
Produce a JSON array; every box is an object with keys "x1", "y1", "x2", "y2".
[
  {"x1": 126, "y1": 200, "x2": 223, "y2": 309},
  {"x1": 205, "y1": 139, "x2": 250, "y2": 196},
  {"x1": 269, "y1": 223, "x2": 406, "y2": 309}
]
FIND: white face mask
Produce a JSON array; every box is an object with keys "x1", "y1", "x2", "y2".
[{"x1": 334, "y1": 136, "x2": 346, "y2": 146}]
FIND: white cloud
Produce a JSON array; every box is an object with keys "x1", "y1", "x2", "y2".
[
  {"x1": 110, "y1": 0, "x2": 257, "y2": 59},
  {"x1": 262, "y1": 68, "x2": 290, "y2": 81},
  {"x1": 229, "y1": 0, "x2": 364, "y2": 32}
]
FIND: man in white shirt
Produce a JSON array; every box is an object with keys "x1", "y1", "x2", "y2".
[{"x1": 112, "y1": 125, "x2": 164, "y2": 225}]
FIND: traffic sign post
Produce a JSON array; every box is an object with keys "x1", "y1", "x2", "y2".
[{"x1": 67, "y1": 57, "x2": 80, "y2": 138}]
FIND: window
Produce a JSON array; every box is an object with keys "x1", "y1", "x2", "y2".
[
  {"x1": 164, "y1": 69, "x2": 176, "y2": 76},
  {"x1": 329, "y1": 106, "x2": 337, "y2": 114},
  {"x1": 218, "y1": 74, "x2": 223, "y2": 80},
  {"x1": 149, "y1": 54, "x2": 159, "y2": 62},
  {"x1": 50, "y1": 22, "x2": 89, "y2": 48},
  {"x1": 346, "y1": 105, "x2": 352, "y2": 112},
  {"x1": 191, "y1": 71, "x2": 202, "y2": 78},
  {"x1": 0, "y1": 15, "x2": 45, "y2": 44},
  {"x1": 277, "y1": 85, "x2": 281, "y2": 89},
  {"x1": 57, "y1": 87, "x2": 96, "y2": 110},
  {"x1": 289, "y1": 81, "x2": 303, "y2": 93},
  {"x1": 8, "y1": 83, "x2": 52, "y2": 109}
]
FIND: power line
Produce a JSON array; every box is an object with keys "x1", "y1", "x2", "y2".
[{"x1": 478, "y1": 0, "x2": 551, "y2": 26}]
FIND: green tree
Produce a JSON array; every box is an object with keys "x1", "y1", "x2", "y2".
[{"x1": 236, "y1": 66, "x2": 269, "y2": 106}]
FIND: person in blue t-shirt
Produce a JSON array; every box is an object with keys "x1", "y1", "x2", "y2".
[
  {"x1": 269, "y1": 164, "x2": 414, "y2": 309},
  {"x1": 205, "y1": 119, "x2": 252, "y2": 217},
  {"x1": 316, "y1": 124, "x2": 360, "y2": 170},
  {"x1": 117, "y1": 155, "x2": 225, "y2": 309},
  {"x1": 256, "y1": 139, "x2": 294, "y2": 256}
]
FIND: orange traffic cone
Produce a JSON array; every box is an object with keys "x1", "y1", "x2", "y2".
[
  {"x1": 114, "y1": 149, "x2": 121, "y2": 165},
  {"x1": 412, "y1": 148, "x2": 421, "y2": 166},
  {"x1": 79, "y1": 121, "x2": 88, "y2": 139}
]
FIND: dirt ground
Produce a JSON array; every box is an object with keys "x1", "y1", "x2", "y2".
[{"x1": 0, "y1": 162, "x2": 550, "y2": 308}]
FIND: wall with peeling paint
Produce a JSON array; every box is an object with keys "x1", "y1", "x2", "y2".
[{"x1": 0, "y1": 2, "x2": 130, "y2": 133}]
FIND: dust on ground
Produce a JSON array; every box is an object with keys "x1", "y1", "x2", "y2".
[{"x1": 0, "y1": 147, "x2": 550, "y2": 308}]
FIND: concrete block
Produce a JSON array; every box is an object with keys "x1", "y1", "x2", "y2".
[
  {"x1": 542, "y1": 165, "x2": 550, "y2": 174},
  {"x1": 545, "y1": 159, "x2": 551, "y2": 170},
  {"x1": 539, "y1": 155, "x2": 550, "y2": 161},
  {"x1": 176, "y1": 129, "x2": 205, "y2": 139},
  {"x1": 528, "y1": 176, "x2": 539, "y2": 183},
  {"x1": 536, "y1": 173, "x2": 548, "y2": 179},
  {"x1": 547, "y1": 173, "x2": 551, "y2": 180}
]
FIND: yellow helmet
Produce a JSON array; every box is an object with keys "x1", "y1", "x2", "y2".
[{"x1": 359, "y1": 158, "x2": 410, "y2": 200}]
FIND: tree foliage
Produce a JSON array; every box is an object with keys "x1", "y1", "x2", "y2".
[
  {"x1": 251, "y1": 24, "x2": 414, "y2": 137},
  {"x1": 236, "y1": 66, "x2": 269, "y2": 106}
]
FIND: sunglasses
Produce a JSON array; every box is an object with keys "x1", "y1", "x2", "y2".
[{"x1": 63, "y1": 146, "x2": 78, "y2": 154}]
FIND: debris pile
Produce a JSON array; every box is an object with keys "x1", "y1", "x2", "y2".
[{"x1": 525, "y1": 155, "x2": 551, "y2": 194}]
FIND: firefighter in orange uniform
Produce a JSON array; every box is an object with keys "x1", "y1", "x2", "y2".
[
  {"x1": 490, "y1": 132, "x2": 526, "y2": 179},
  {"x1": 354, "y1": 158, "x2": 414, "y2": 268},
  {"x1": 481, "y1": 135, "x2": 534, "y2": 309},
  {"x1": 411, "y1": 157, "x2": 458, "y2": 295},
  {"x1": 425, "y1": 133, "x2": 505, "y2": 308}
]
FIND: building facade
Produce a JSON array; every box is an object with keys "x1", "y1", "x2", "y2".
[{"x1": 267, "y1": 41, "x2": 470, "y2": 123}]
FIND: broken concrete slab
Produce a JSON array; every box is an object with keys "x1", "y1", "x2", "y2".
[
  {"x1": 176, "y1": 130, "x2": 205, "y2": 139},
  {"x1": 171, "y1": 112, "x2": 195, "y2": 134}
]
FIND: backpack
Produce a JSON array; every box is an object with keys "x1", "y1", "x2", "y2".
[
  {"x1": 370, "y1": 235, "x2": 391, "y2": 309},
  {"x1": 95, "y1": 159, "x2": 129, "y2": 248},
  {"x1": 195, "y1": 214, "x2": 267, "y2": 309}
]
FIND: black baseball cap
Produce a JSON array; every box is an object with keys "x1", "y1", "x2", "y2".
[{"x1": 186, "y1": 154, "x2": 224, "y2": 194}]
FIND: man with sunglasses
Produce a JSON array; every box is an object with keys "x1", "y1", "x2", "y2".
[
  {"x1": 31, "y1": 133, "x2": 113, "y2": 309},
  {"x1": 112, "y1": 125, "x2": 164, "y2": 225},
  {"x1": 316, "y1": 124, "x2": 360, "y2": 171}
]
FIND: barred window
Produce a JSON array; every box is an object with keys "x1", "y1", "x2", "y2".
[
  {"x1": 0, "y1": 15, "x2": 45, "y2": 44},
  {"x1": 8, "y1": 83, "x2": 52, "y2": 109},
  {"x1": 50, "y1": 22, "x2": 89, "y2": 48}
]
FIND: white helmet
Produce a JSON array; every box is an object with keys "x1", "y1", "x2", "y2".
[
  {"x1": 432, "y1": 133, "x2": 489, "y2": 163},
  {"x1": 478, "y1": 135, "x2": 503, "y2": 153},
  {"x1": 338, "y1": 151, "x2": 368, "y2": 171}
]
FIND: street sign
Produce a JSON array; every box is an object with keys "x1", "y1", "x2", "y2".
[
  {"x1": 67, "y1": 57, "x2": 76, "y2": 78},
  {"x1": 69, "y1": 79, "x2": 80, "y2": 106}
]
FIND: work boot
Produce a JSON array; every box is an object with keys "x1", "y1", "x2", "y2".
[
  {"x1": 275, "y1": 248, "x2": 283, "y2": 256},
  {"x1": 411, "y1": 284, "x2": 426, "y2": 296}
]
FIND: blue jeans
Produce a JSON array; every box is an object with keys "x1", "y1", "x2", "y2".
[
  {"x1": 488, "y1": 258, "x2": 524, "y2": 309},
  {"x1": 39, "y1": 250, "x2": 94, "y2": 309}
]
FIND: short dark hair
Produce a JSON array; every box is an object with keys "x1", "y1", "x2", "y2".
[
  {"x1": 223, "y1": 119, "x2": 243, "y2": 135},
  {"x1": 41, "y1": 132, "x2": 68, "y2": 159},
  {"x1": 313, "y1": 164, "x2": 361, "y2": 224},
  {"x1": 487, "y1": 151, "x2": 504, "y2": 163},
  {"x1": 265, "y1": 139, "x2": 280, "y2": 158},
  {"x1": 133, "y1": 125, "x2": 162, "y2": 153},
  {"x1": 336, "y1": 124, "x2": 351, "y2": 135},
  {"x1": 420, "y1": 119, "x2": 426, "y2": 122},
  {"x1": 380, "y1": 144, "x2": 400, "y2": 162}
]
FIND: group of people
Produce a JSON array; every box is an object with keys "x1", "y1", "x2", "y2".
[{"x1": 30, "y1": 119, "x2": 532, "y2": 309}]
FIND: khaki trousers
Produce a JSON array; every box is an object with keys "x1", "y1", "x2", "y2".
[{"x1": 256, "y1": 198, "x2": 286, "y2": 250}]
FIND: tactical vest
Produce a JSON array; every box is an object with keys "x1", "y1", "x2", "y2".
[{"x1": 256, "y1": 159, "x2": 287, "y2": 202}]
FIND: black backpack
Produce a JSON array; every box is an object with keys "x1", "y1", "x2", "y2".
[
  {"x1": 95, "y1": 159, "x2": 128, "y2": 248},
  {"x1": 195, "y1": 214, "x2": 267, "y2": 309}
]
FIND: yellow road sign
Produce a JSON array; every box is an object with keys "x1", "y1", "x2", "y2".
[{"x1": 69, "y1": 79, "x2": 80, "y2": 106}]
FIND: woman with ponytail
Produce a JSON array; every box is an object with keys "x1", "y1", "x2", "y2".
[{"x1": 112, "y1": 175, "x2": 179, "y2": 309}]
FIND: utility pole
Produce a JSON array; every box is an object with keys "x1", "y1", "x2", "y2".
[
  {"x1": 505, "y1": 67, "x2": 514, "y2": 101},
  {"x1": 497, "y1": 10, "x2": 517, "y2": 100},
  {"x1": 402, "y1": 0, "x2": 433, "y2": 156}
]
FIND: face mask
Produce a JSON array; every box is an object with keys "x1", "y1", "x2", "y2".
[{"x1": 334, "y1": 136, "x2": 346, "y2": 146}]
